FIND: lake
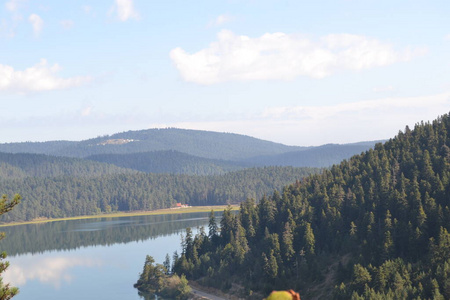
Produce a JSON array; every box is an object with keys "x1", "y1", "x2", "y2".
[{"x1": 1, "y1": 212, "x2": 215, "y2": 300}]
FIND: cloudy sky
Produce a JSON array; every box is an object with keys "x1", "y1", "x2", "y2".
[{"x1": 1, "y1": 0, "x2": 449, "y2": 146}]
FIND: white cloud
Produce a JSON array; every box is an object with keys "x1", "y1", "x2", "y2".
[
  {"x1": 149, "y1": 93, "x2": 450, "y2": 146},
  {"x1": 81, "y1": 106, "x2": 93, "y2": 117},
  {"x1": 216, "y1": 14, "x2": 231, "y2": 25},
  {"x1": 2, "y1": 0, "x2": 25, "y2": 38},
  {"x1": 373, "y1": 85, "x2": 395, "y2": 93},
  {"x1": 28, "y1": 13, "x2": 43, "y2": 37},
  {"x1": 208, "y1": 14, "x2": 233, "y2": 27},
  {"x1": 109, "y1": 0, "x2": 139, "y2": 21},
  {"x1": 260, "y1": 93, "x2": 450, "y2": 121},
  {"x1": 170, "y1": 30, "x2": 426, "y2": 84},
  {"x1": 82, "y1": 5, "x2": 92, "y2": 14},
  {"x1": 0, "y1": 59, "x2": 92, "y2": 93},
  {"x1": 5, "y1": 0, "x2": 25, "y2": 12},
  {"x1": 60, "y1": 19, "x2": 74, "y2": 29},
  {"x1": 445, "y1": 34, "x2": 450, "y2": 41},
  {"x1": 0, "y1": 18, "x2": 16, "y2": 38}
]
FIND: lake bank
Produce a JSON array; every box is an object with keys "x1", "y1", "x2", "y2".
[{"x1": 0, "y1": 205, "x2": 239, "y2": 227}]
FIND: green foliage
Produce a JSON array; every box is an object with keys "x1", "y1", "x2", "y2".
[
  {"x1": 170, "y1": 113, "x2": 450, "y2": 299},
  {"x1": 0, "y1": 194, "x2": 20, "y2": 300},
  {"x1": 0, "y1": 152, "x2": 135, "y2": 179},
  {"x1": 134, "y1": 255, "x2": 191, "y2": 300},
  {"x1": 87, "y1": 150, "x2": 246, "y2": 175},
  {"x1": 0, "y1": 166, "x2": 318, "y2": 222}
]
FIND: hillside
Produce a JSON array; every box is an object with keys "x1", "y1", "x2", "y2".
[
  {"x1": 0, "y1": 128, "x2": 380, "y2": 171},
  {"x1": 0, "y1": 141, "x2": 76, "y2": 155},
  {"x1": 0, "y1": 166, "x2": 319, "y2": 222},
  {"x1": 169, "y1": 113, "x2": 450, "y2": 299},
  {"x1": 86, "y1": 150, "x2": 247, "y2": 175},
  {"x1": 243, "y1": 141, "x2": 382, "y2": 168},
  {"x1": 0, "y1": 128, "x2": 303, "y2": 160},
  {"x1": 0, "y1": 152, "x2": 137, "y2": 179}
]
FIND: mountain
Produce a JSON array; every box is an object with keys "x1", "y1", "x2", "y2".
[
  {"x1": 169, "y1": 113, "x2": 450, "y2": 299},
  {"x1": 242, "y1": 141, "x2": 383, "y2": 168},
  {"x1": 0, "y1": 141, "x2": 77, "y2": 155},
  {"x1": 0, "y1": 128, "x2": 303, "y2": 160},
  {"x1": 0, "y1": 152, "x2": 137, "y2": 179},
  {"x1": 0, "y1": 128, "x2": 380, "y2": 170},
  {"x1": 86, "y1": 150, "x2": 248, "y2": 175}
]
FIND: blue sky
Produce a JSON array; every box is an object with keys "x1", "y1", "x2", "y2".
[{"x1": 1, "y1": 0, "x2": 449, "y2": 146}]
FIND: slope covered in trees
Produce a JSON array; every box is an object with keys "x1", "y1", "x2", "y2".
[
  {"x1": 0, "y1": 128, "x2": 379, "y2": 170},
  {"x1": 86, "y1": 150, "x2": 247, "y2": 175},
  {"x1": 243, "y1": 141, "x2": 382, "y2": 168},
  {"x1": 170, "y1": 113, "x2": 450, "y2": 299},
  {"x1": 0, "y1": 128, "x2": 302, "y2": 160},
  {"x1": 0, "y1": 152, "x2": 137, "y2": 179},
  {"x1": 0, "y1": 166, "x2": 318, "y2": 222}
]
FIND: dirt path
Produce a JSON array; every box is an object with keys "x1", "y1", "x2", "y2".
[
  {"x1": 190, "y1": 286, "x2": 227, "y2": 300},
  {"x1": 308, "y1": 254, "x2": 351, "y2": 300}
]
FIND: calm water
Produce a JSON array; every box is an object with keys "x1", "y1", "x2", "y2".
[{"x1": 1, "y1": 212, "x2": 214, "y2": 300}]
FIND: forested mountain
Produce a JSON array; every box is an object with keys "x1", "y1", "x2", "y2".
[
  {"x1": 0, "y1": 152, "x2": 137, "y2": 179},
  {"x1": 0, "y1": 129, "x2": 379, "y2": 170},
  {"x1": 243, "y1": 141, "x2": 382, "y2": 168},
  {"x1": 0, "y1": 128, "x2": 303, "y2": 160},
  {"x1": 86, "y1": 150, "x2": 247, "y2": 175},
  {"x1": 0, "y1": 141, "x2": 76, "y2": 155},
  {"x1": 0, "y1": 166, "x2": 319, "y2": 222},
  {"x1": 169, "y1": 113, "x2": 450, "y2": 299},
  {"x1": 87, "y1": 143, "x2": 383, "y2": 175}
]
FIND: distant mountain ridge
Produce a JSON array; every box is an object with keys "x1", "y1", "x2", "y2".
[
  {"x1": 0, "y1": 128, "x2": 381, "y2": 170},
  {"x1": 243, "y1": 141, "x2": 383, "y2": 168},
  {"x1": 0, "y1": 128, "x2": 303, "y2": 160},
  {"x1": 0, "y1": 152, "x2": 137, "y2": 179}
]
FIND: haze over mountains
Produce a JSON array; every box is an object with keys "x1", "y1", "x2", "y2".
[
  {"x1": 0, "y1": 128, "x2": 381, "y2": 175},
  {"x1": 0, "y1": 128, "x2": 381, "y2": 223}
]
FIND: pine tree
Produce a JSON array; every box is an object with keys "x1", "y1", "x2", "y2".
[{"x1": 0, "y1": 194, "x2": 20, "y2": 300}]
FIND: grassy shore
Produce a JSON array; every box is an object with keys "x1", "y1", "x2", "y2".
[{"x1": 0, "y1": 205, "x2": 239, "y2": 227}]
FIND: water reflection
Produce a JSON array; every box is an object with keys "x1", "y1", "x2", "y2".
[
  {"x1": 0, "y1": 213, "x2": 213, "y2": 300},
  {"x1": 0, "y1": 212, "x2": 218, "y2": 256},
  {"x1": 4, "y1": 255, "x2": 102, "y2": 288}
]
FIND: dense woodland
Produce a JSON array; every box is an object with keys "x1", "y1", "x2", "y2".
[
  {"x1": 86, "y1": 150, "x2": 246, "y2": 175},
  {"x1": 0, "y1": 152, "x2": 136, "y2": 179},
  {"x1": 0, "y1": 166, "x2": 318, "y2": 222},
  {"x1": 167, "y1": 113, "x2": 450, "y2": 299}
]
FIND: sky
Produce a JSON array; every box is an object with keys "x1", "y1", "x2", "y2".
[{"x1": 1, "y1": 0, "x2": 449, "y2": 146}]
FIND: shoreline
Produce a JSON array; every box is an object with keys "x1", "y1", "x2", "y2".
[{"x1": 0, "y1": 205, "x2": 239, "y2": 227}]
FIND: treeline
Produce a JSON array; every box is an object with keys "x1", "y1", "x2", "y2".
[
  {"x1": 0, "y1": 166, "x2": 318, "y2": 222},
  {"x1": 170, "y1": 113, "x2": 450, "y2": 299}
]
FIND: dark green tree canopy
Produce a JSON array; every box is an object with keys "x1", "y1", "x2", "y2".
[{"x1": 170, "y1": 113, "x2": 450, "y2": 299}]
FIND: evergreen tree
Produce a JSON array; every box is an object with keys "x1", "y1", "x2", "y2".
[{"x1": 0, "y1": 194, "x2": 20, "y2": 300}]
